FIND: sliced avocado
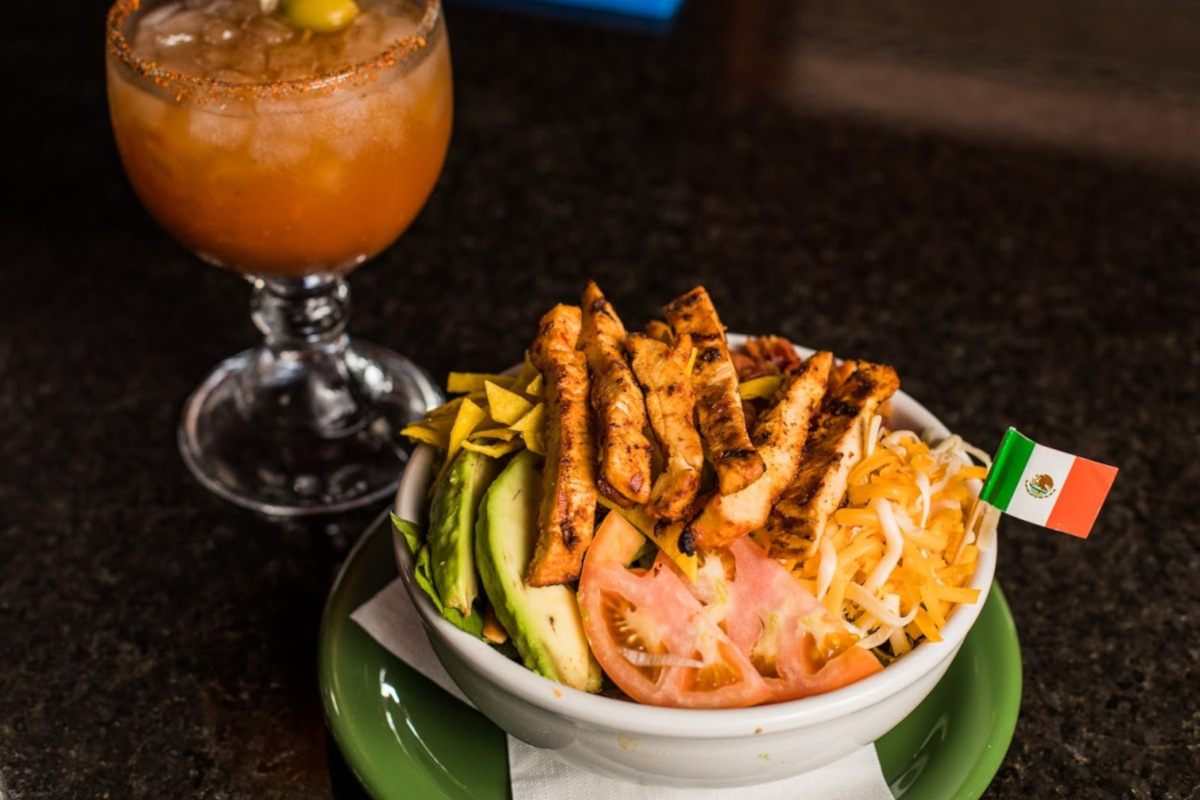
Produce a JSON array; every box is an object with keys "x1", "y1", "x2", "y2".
[
  {"x1": 392, "y1": 513, "x2": 483, "y2": 638},
  {"x1": 428, "y1": 448, "x2": 504, "y2": 617},
  {"x1": 475, "y1": 450, "x2": 602, "y2": 692}
]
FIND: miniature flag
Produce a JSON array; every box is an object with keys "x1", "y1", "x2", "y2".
[{"x1": 979, "y1": 428, "x2": 1117, "y2": 539}]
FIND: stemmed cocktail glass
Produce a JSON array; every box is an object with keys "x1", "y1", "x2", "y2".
[{"x1": 106, "y1": 0, "x2": 452, "y2": 515}]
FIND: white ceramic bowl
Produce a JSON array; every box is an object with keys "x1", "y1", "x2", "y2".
[{"x1": 392, "y1": 354, "x2": 996, "y2": 788}]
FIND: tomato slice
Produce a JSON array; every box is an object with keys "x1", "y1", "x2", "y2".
[
  {"x1": 681, "y1": 536, "x2": 884, "y2": 702},
  {"x1": 580, "y1": 513, "x2": 882, "y2": 708},
  {"x1": 578, "y1": 513, "x2": 772, "y2": 709}
]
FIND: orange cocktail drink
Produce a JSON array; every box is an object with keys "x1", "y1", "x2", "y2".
[
  {"x1": 107, "y1": 0, "x2": 452, "y2": 276},
  {"x1": 106, "y1": 0, "x2": 452, "y2": 516}
]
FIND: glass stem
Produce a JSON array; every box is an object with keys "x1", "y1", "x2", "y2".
[{"x1": 244, "y1": 275, "x2": 370, "y2": 437}]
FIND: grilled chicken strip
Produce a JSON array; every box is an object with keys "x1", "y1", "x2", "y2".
[
  {"x1": 686, "y1": 351, "x2": 833, "y2": 549},
  {"x1": 766, "y1": 362, "x2": 900, "y2": 565},
  {"x1": 579, "y1": 282, "x2": 653, "y2": 508},
  {"x1": 627, "y1": 332, "x2": 704, "y2": 521},
  {"x1": 527, "y1": 303, "x2": 598, "y2": 586},
  {"x1": 663, "y1": 287, "x2": 765, "y2": 495}
]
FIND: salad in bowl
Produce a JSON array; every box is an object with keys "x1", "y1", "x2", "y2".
[{"x1": 391, "y1": 283, "x2": 998, "y2": 785}]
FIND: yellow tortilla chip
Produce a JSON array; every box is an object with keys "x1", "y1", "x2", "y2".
[
  {"x1": 645, "y1": 319, "x2": 674, "y2": 345},
  {"x1": 399, "y1": 423, "x2": 447, "y2": 449},
  {"x1": 507, "y1": 402, "x2": 543, "y2": 431},
  {"x1": 462, "y1": 439, "x2": 524, "y2": 458},
  {"x1": 470, "y1": 427, "x2": 520, "y2": 441},
  {"x1": 422, "y1": 397, "x2": 490, "y2": 494},
  {"x1": 446, "y1": 372, "x2": 515, "y2": 395},
  {"x1": 738, "y1": 374, "x2": 785, "y2": 401},
  {"x1": 447, "y1": 397, "x2": 487, "y2": 460},
  {"x1": 426, "y1": 394, "x2": 487, "y2": 420},
  {"x1": 523, "y1": 372, "x2": 543, "y2": 399},
  {"x1": 508, "y1": 403, "x2": 545, "y2": 456},
  {"x1": 484, "y1": 380, "x2": 534, "y2": 425},
  {"x1": 598, "y1": 497, "x2": 698, "y2": 583}
]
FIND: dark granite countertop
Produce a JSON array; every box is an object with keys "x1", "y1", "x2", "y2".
[{"x1": 3, "y1": 0, "x2": 1199, "y2": 797}]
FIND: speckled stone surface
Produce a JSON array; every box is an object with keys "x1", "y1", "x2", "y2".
[{"x1": 3, "y1": 0, "x2": 1199, "y2": 797}]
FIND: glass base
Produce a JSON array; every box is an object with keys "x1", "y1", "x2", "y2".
[{"x1": 178, "y1": 340, "x2": 443, "y2": 517}]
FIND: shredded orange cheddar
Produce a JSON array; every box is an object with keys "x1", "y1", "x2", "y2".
[{"x1": 788, "y1": 420, "x2": 992, "y2": 660}]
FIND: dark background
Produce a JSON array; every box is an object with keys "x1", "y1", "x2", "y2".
[{"x1": 3, "y1": 0, "x2": 1199, "y2": 797}]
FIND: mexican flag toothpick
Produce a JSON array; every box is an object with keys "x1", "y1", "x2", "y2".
[{"x1": 978, "y1": 428, "x2": 1118, "y2": 539}]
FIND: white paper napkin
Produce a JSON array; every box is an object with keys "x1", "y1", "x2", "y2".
[{"x1": 351, "y1": 579, "x2": 896, "y2": 800}]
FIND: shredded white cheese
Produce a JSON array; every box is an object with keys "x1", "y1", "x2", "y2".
[
  {"x1": 619, "y1": 647, "x2": 706, "y2": 669},
  {"x1": 864, "y1": 497, "x2": 904, "y2": 591},
  {"x1": 845, "y1": 583, "x2": 918, "y2": 628}
]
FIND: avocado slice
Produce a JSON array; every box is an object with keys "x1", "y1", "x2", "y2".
[
  {"x1": 475, "y1": 449, "x2": 602, "y2": 692},
  {"x1": 393, "y1": 513, "x2": 483, "y2": 637},
  {"x1": 428, "y1": 448, "x2": 504, "y2": 616}
]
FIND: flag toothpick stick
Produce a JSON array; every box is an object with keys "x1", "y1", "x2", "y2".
[{"x1": 977, "y1": 428, "x2": 1118, "y2": 539}]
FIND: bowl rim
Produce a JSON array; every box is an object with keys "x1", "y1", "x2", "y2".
[{"x1": 392, "y1": 338, "x2": 997, "y2": 739}]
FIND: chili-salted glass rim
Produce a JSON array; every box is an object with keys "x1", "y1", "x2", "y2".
[{"x1": 105, "y1": 0, "x2": 443, "y2": 105}]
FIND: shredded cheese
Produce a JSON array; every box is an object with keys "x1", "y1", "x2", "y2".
[
  {"x1": 792, "y1": 417, "x2": 995, "y2": 660},
  {"x1": 815, "y1": 531, "x2": 837, "y2": 601},
  {"x1": 618, "y1": 647, "x2": 706, "y2": 669},
  {"x1": 863, "y1": 497, "x2": 904, "y2": 591}
]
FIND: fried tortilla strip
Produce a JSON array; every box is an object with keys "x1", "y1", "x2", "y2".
[
  {"x1": 663, "y1": 287, "x2": 765, "y2": 495},
  {"x1": 598, "y1": 496, "x2": 697, "y2": 582},
  {"x1": 527, "y1": 304, "x2": 598, "y2": 586},
  {"x1": 644, "y1": 319, "x2": 674, "y2": 344},
  {"x1": 686, "y1": 351, "x2": 833, "y2": 550},
  {"x1": 766, "y1": 362, "x2": 901, "y2": 565},
  {"x1": 579, "y1": 282, "x2": 653, "y2": 508},
  {"x1": 627, "y1": 332, "x2": 704, "y2": 521}
]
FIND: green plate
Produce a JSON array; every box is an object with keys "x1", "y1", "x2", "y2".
[{"x1": 319, "y1": 512, "x2": 1022, "y2": 800}]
